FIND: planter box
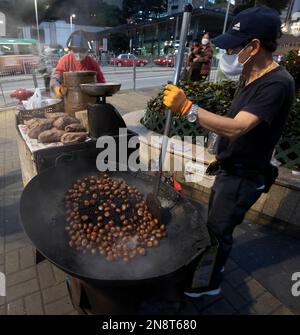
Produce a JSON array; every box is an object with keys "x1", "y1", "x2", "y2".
[
  {"x1": 125, "y1": 110, "x2": 300, "y2": 238},
  {"x1": 275, "y1": 138, "x2": 300, "y2": 170},
  {"x1": 141, "y1": 109, "x2": 207, "y2": 140}
]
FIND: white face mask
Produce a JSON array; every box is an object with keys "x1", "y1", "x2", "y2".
[
  {"x1": 73, "y1": 51, "x2": 88, "y2": 61},
  {"x1": 202, "y1": 38, "x2": 209, "y2": 45},
  {"x1": 219, "y1": 47, "x2": 252, "y2": 77}
]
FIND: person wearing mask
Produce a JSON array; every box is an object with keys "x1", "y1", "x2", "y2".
[
  {"x1": 188, "y1": 34, "x2": 213, "y2": 81},
  {"x1": 188, "y1": 39, "x2": 202, "y2": 81},
  {"x1": 50, "y1": 31, "x2": 106, "y2": 99},
  {"x1": 163, "y1": 6, "x2": 295, "y2": 297}
]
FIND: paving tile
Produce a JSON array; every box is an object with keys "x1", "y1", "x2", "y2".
[
  {"x1": 238, "y1": 305, "x2": 258, "y2": 315},
  {"x1": 177, "y1": 299, "x2": 200, "y2": 315},
  {"x1": 0, "y1": 296, "x2": 5, "y2": 306},
  {"x1": 24, "y1": 292, "x2": 44, "y2": 315},
  {"x1": 189, "y1": 294, "x2": 223, "y2": 312},
  {"x1": 42, "y1": 282, "x2": 69, "y2": 305},
  {"x1": 271, "y1": 305, "x2": 294, "y2": 315},
  {"x1": 7, "y1": 298, "x2": 26, "y2": 315},
  {"x1": 5, "y1": 238, "x2": 31, "y2": 252},
  {"x1": 0, "y1": 305, "x2": 5, "y2": 315},
  {"x1": 19, "y1": 246, "x2": 35, "y2": 269},
  {"x1": 5, "y1": 250, "x2": 20, "y2": 274},
  {"x1": 45, "y1": 296, "x2": 74, "y2": 315},
  {"x1": 225, "y1": 268, "x2": 251, "y2": 288},
  {"x1": 251, "y1": 292, "x2": 282, "y2": 315},
  {"x1": 37, "y1": 262, "x2": 56, "y2": 289},
  {"x1": 221, "y1": 281, "x2": 248, "y2": 310},
  {"x1": 6, "y1": 267, "x2": 36, "y2": 287},
  {"x1": 237, "y1": 279, "x2": 267, "y2": 303},
  {"x1": 6, "y1": 279, "x2": 39, "y2": 303},
  {"x1": 201, "y1": 298, "x2": 237, "y2": 315},
  {"x1": 224, "y1": 258, "x2": 239, "y2": 274},
  {"x1": 51, "y1": 265, "x2": 66, "y2": 283}
]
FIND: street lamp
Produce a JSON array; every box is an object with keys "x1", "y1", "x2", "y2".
[
  {"x1": 34, "y1": 0, "x2": 41, "y2": 53},
  {"x1": 70, "y1": 14, "x2": 76, "y2": 34}
]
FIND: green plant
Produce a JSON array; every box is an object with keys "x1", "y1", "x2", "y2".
[
  {"x1": 143, "y1": 80, "x2": 300, "y2": 144},
  {"x1": 282, "y1": 96, "x2": 300, "y2": 141},
  {"x1": 281, "y1": 50, "x2": 300, "y2": 92},
  {"x1": 145, "y1": 80, "x2": 237, "y2": 118},
  {"x1": 141, "y1": 80, "x2": 237, "y2": 141}
]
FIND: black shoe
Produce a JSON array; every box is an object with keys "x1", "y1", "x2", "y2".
[{"x1": 184, "y1": 286, "x2": 221, "y2": 298}]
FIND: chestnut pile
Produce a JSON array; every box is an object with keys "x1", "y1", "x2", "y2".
[{"x1": 65, "y1": 174, "x2": 167, "y2": 263}]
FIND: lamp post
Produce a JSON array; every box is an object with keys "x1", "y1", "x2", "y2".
[
  {"x1": 70, "y1": 14, "x2": 76, "y2": 34},
  {"x1": 34, "y1": 0, "x2": 41, "y2": 53}
]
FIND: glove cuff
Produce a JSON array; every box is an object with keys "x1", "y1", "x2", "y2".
[{"x1": 181, "y1": 100, "x2": 193, "y2": 115}]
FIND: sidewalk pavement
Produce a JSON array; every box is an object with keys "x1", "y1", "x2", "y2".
[{"x1": 0, "y1": 88, "x2": 299, "y2": 315}]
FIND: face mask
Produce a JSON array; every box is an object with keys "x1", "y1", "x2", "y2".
[
  {"x1": 74, "y1": 52, "x2": 88, "y2": 61},
  {"x1": 219, "y1": 47, "x2": 252, "y2": 77},
  {"x1": 202, "y1": 38, "x2": 209, "y2": 45}
]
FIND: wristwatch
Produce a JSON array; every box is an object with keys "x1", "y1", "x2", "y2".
[{"x1": 186, "y1": 104, "x2": 199, "y2": 123}]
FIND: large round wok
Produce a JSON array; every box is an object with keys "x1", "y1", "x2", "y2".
[
  {"x1": 80, "y1": 83, "x2": 121, "y2": 97},
  {"x1": 20, "y1": 161, "x2": 210, "y2": 285}
]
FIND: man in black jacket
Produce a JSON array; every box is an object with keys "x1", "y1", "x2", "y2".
[{"x1": 163, "y1": 6, "x2": 295, "y2": 297}]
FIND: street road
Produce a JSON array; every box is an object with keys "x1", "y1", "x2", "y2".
[{"x1": 0, "y1": 66, "x2": 175, "y2": 106}]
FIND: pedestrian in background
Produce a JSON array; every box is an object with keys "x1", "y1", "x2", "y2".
[{"x1": 188, "y1": 33, "x2": 213, "y2": 81}]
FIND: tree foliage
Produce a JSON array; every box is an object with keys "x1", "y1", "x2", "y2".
[{"x1": 108, "y1": 32, "x2": 130, "y2": 53}]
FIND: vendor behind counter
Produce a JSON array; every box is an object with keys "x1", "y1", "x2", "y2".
[{"x1": 50, "y1": 30, "x2": 106, "y2": 99}]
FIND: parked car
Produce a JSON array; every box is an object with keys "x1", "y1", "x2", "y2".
[
  {"x1": 153, "y1": 55, "x2": 175, "y2": 67},
  {"x1": 110, "y1": 54, "x2": 148, "y2": 67}
]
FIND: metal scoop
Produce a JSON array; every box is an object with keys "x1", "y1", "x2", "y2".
[{"x1": 146, "y1": 4, "x2": 193, "y2": 223}]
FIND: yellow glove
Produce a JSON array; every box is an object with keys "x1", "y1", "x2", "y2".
[
  {"x1": 163, "y1": 84, "x2": 192, "y2": 115},
  {"x1": 53, "y1": 85, "x2": 63, "y2": 99},
  {"x1": 53, "y1": 86, "x2": 67, "y2": 99}
]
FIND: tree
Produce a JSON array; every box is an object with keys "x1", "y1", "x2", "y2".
[
  {"x1": 233, "y1": 0, "x2": 290, "y2": 15},
  {"x1": 108, "y1": 32, "x2": 130, "y2": 53}
]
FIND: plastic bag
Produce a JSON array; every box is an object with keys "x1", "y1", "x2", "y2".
[{"x1": 22, "y1": 88, "x2": 42, "y2": 110}]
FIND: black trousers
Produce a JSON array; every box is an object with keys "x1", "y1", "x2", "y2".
[{"x1": 207, "y1": 171, "x2": 265, "y2": 287}]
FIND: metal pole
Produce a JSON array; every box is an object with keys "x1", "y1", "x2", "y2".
[
  {"x1": 32, "y1": 72, "x2": 38, "y2": 89},
  {"x1": 154, "y1": 4, "x2": 193, "y2": 194},
  {"x1": 173, "y1": 15, "x2": 180, "y2": 47},
  {"x1": 34, "y1": 0, "x2": 41, "y2": 54},
  {"x1": 70, "y1": 16, "x2": 73, "y2": 34},
  {"x1": 223, "y1": 0, "x2": 231, "y2": 34},
  {"x1": 133, "y1": 59, "x2": 136, "y2": 90}
]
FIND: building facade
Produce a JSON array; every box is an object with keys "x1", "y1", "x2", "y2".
[
  {"x1": 97, "y1": 7, "x2": 231, "y2": 55},
  {"x1": 19, "y1": 21, "x2": 109, "y2": 48}
]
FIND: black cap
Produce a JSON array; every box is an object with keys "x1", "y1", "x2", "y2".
[{"x1": 213, "y1": 5, "x2": 281, "y2": 50}]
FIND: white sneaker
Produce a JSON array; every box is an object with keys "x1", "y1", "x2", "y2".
[{"x1": 184, "y1": 287, "x2": 221, "y2": 298}]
